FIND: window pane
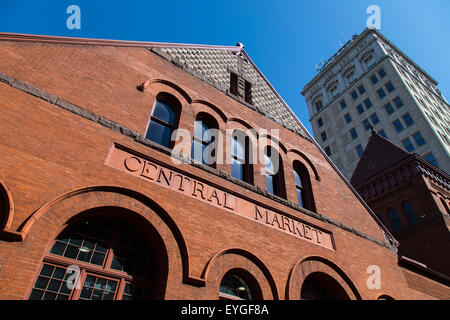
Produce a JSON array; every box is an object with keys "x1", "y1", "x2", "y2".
[
  {"x1": 364, "y1": 98, "x2": 372, "y2": 109},
  {"x1": 296, "y1": 188, "x2": 304, "y2": 208},
  {"x1": 403, "y1": 202, "x2": 418, "y2": 224},
  {"x1": 146, "y1": 121, "x2": 172, "y2": 147},
  {"x1": 29, "y1": 264, "x2": 74, "y2": 300},
  {"x1": 393, "y1": 120, "x2": 404, "y2": 132},
  {"x1": 293, "y1": 170, "x2": 302, "y2": 187},
  {"x1": 152, "y1": 101, "x2": 175, "y2": 125},
  {"x1": 231, "y1": 158, "x2": 244, "y2": 181},
  {"x1": 220, "y1": 273, "x2": 253, "y2": 300},
  {"x1": 266, "y1": 175, "x2": 274, "y2": 195},
  {"x1": 232, "y1": 136, "x2": 245, "y2": 159},
  {"x1": 384, "y1": 103, "x2": 394, "y2": 115},
  {"x1": 79, "y1": 275, "x2": 118, "y2": 301},
  {"x1": 412, "y1": 132, "x2": 426, "y2": 146},
  {"x1": 357, "y1": 104, "x2": 364, "y2": 114},
  {"x1": 377, "y1": 88, "x2": 386, "y2": 99},
  {"x1": 402, "y1": 138, "x2": 415, "y2": 152}
]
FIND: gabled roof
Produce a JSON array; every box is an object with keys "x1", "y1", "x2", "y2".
[
  {"x1": 350, "y1": 132, "x2": 410, "y2": 186},
  {"x1": 149, "y1": 45, "x2": 309, "y2": 139}
]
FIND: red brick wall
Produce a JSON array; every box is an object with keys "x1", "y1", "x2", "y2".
[{"x1": 0, "y1": 38, "x2": 448, "y2": 299}]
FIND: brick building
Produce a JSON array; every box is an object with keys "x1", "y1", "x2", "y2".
[
  {"x1": 351, "y1": 131, "x2": 450, "y2": 277},
  {"x1": 301, "y1": 28, "x2": 450, "y2": 180},
  {"x1": 0, "y1": 33, "x2": 449, "y2": 300}
]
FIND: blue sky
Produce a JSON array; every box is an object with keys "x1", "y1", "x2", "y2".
[{"x1": 1, "y1": 0, "x2": 449, "y2": 134}]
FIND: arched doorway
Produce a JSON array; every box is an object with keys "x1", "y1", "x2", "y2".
[
  {"x1": 28, "y1": 207, "x2": 168, "y2": 300},
  {"x1": 219, "y1": 269, "x2": 263, "y2": 300},
  {"x1": 300, "y1": 272, "x2": 350, "y2": 300}
]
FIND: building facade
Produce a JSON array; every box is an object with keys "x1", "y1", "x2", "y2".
[
  {"x1": 0, "y1": 33, "x2": 449, "y2": 300},
  {"x1": 351, "y1": 132, "x2": 450, "y2": 277},
  {"x1": 301, "y1": 28, "x2": 450, "y2": 179}
]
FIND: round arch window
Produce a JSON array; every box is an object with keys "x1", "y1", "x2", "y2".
[
  {"x1": 28, "y1": 216, "x2": 165, "y2": 300},
  {"x1": 301, "y1": 273, "x2": 350, "y2": 300},
  {"x1": 219, "y1": 269, "x2": 261, "y2": 300}
]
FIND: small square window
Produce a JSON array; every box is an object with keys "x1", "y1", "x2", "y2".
[
  {"x1": 324, "y1": 146, "x2": 332, "y2": 156},
  {"x1": 351, "y1": 90, "x2": 358, "y2": 100},
  {"x1": 362, "y1": 119, "x2": 371, "y2": 131},
  {"x1": 357, "y1": 104, "x2": 364, "y2": 114},
  {"x1": 384, "y1": 103, "x2": 394, "y2": 115},
  {"x1": 385, "y1": 81, "x2": 395, "y2": 93},
  {"x1": 402, "y1": 138, "x2": 415, "y2": 152},
  {"x1": 344, "y1": 113, "x2": 352, "y2": 124},
  {"x1": 402, "y1": 113, "x2": 414, "y2": 126},
  {"x1": 370, "y1": 75, "x2": 379, "y2": 84},
  {"x1": 321, "y1": 131, "x2": 328, "y2": 142},
  {"x1": 317, "y1": 118, "x2": 323, "y2": 127},
  {"x1": 363, "y1": 98, "x2": 372, "y2": 109},
  {"x1": 393, "y1": 119, "x2": 404, "y2": 132},
  {"x1": 377, "y1": 88, "x2": 386, "y2": 99},
  {"x1": 393, "y1": 96, "x2": 404, "y2": 108},
  {"x1": 355, "y1": 144, "x2": 364, "y2": 158},
  {"x1": 370, "y1": 113, "x2": 380, "y2": 125},
  {"x1": 340, "y1": 99, "x2": 347, "y2": 109},
  {"x1": 349, "y1": 128, "x2": 358, "y2": 139},
  {"x1": 412, "y1": 132, "x2": 426, "y2": 146},
  {"x1": 358, "y1": 85, "x2": 366, "y2": 94},
  {"x1": 378, "y1": 68, "x2": 387, "y2": 78}
]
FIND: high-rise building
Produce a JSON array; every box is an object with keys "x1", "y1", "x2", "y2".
[{"x1": 301, "y1": 28, "x2": 450, "y2": 179}]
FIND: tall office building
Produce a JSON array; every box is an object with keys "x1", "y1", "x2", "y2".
[{"x1": 301, "y1": 28, "x2": 450, "y2": 179}]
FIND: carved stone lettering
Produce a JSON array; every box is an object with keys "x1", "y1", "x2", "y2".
[{"x1": 105, "y1": 144, "x2": 333, "y2": 250}]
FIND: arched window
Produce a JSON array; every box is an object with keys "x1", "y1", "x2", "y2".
[
  {"x1": 387, "y1": 208, "x2": 402, "y2": 231},
  {"x1": 439, "y1": 197, "x2": 450, "y2": 214},
  {"x1": 402, "y1": 202, "x2": 418, "y2": 224},
  {"x1": 230, "y1": 130, "x2": 253, "y2": 184},
  {"x1": 301, "y1": 273, "x2": 349, "y2": 300},
  {"x1": 293, "y1": 161, "x2": 315, "y2": 211},
  {"x1": 263, "y1": 146, "x2": 285, "y2": 198},
  {"x1": 28, "y1": 216, "x2": 165, "y2": 300},
  {"x1": 145, "y1": 93, "x2": 180, "y2": 148},
  {"x1": 191, "y1": 113, "x2": 219, "y2": 168},
  {"x1": 219, "y1": 269, "x2": 261, "y2": 300}
]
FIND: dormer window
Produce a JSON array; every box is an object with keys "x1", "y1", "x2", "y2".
[{"x1": 230, "y1": 71, "x2": 252, "y2": 105}]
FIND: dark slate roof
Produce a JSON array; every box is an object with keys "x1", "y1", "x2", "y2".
[
  {"x1": 149, "y1": 45, "x2": 309, "y2": 139},
  {"x1": 350, "y1": 132, "x2": 411, "y2": 186}
]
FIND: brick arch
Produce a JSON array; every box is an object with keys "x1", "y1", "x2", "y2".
[
  {"x1": 19, "y1": 186, "x2": 204, "y2": 291},
  {"x1": 201, "y1": 248, "x2": 278, "y2": 300},
  {"x1": 286, "y1": 256, "x2": 361, "y2": 300},
  {"x1": 287, "y1": 149, "x2": 321, "y2": 181}
]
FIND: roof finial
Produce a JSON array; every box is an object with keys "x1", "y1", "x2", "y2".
[{"x1": 236, "y1": 42, "x2": 244, "y2": 49}]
